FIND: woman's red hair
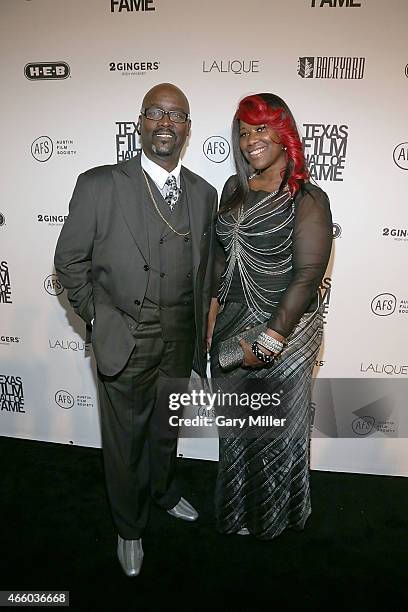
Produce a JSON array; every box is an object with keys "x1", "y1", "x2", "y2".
[{"x1": 236, "y1": 94, "x2": 308, "y2": 194}]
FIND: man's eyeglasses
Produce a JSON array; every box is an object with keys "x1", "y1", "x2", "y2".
[{"x1": 141, "y1": 107, "x2": 190, "y2": 124}]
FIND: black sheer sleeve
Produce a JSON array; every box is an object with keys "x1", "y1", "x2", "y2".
[
  {"x1": 211, "y1": 175, "x2": 236, "y2": 298},
  {"x1": 267, "y1": 185, "x2": 332, "y2": 337}
]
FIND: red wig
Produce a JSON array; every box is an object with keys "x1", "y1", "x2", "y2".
[{"x1": 236, "y1": 94, "x2": 308, "y2": 194}]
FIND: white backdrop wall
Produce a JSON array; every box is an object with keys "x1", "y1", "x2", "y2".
[{"x1": 1, "y1": 0, "x2": 407, "y2": 476}]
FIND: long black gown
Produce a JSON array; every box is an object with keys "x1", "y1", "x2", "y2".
[{"x1": 210, "y1": 178, "x2": 332, "y2": 539}]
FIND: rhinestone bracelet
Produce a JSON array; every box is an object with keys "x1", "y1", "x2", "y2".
[{"x1": 256, "y1": 332, "x2": 284, "y2": 354}]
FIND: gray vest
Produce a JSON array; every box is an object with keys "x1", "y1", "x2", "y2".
[{"x1": 142, "y1": 176, "x2": 195, "y2": 341}]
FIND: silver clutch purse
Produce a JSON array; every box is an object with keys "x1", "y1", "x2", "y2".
[{"x1": 218, "y1": 323, "x2": 267, "y2": 371}]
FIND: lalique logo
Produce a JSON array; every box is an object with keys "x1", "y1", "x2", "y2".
[{"x1": 202, "y1": 60, "x2": 260, "y2": 74}]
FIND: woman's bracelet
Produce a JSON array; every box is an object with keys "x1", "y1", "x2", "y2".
[
  {"x1": 251, "y1": 341, "x2": 275, "y2": 365},
  {"x1": 256, "y1": 331, "x2": 284, "y2": 354}
]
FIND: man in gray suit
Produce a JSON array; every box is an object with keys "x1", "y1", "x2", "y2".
[{"x1": 55, "y1": 83, "x2": 217, "y2": 576}]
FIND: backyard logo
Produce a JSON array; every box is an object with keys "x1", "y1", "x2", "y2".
[{"x1": 298, "y1": 56, "x2": 365, "y2": 79}]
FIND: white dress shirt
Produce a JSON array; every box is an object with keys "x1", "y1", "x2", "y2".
[{"x1": 141, "y1": 151, "x2": 181, "y2": 196}]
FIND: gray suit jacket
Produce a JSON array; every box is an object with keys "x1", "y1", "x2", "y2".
[{"x1": 54, "y1": 155, "x2": 218, "y2": 377}]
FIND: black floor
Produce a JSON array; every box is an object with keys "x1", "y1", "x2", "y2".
[{"x1": 0, "y1": 436, "x2": 406, "y2": 611}]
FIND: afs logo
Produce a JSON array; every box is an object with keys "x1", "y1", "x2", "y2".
[
  {"x1": 31, "y1": 136, "x2": 53, "y2": 162},
  {"x1": 352, "y1": 416, "x2": 374, "y2": 436},
  {"x1": 370, "y1": 293, "x2": 396, "y2": 316},
  {"x1": 393, "y1": 143, "x2": 408, "y2": 170},
  {"x1": 24, "y1": 62, "x2": 70, "y2": 81},
  {"x1": 332, "y1": 223, "x2": 342, "y2": 239},
  {"x1": 44, "y1": 274, "x2": 64, "y2": 296},
  {"x1": 203, "y1": 136, "x2": 230, "y2": 163},
  {"x1": 55, "y1": 390, "x2": 75, "y2": 409}
]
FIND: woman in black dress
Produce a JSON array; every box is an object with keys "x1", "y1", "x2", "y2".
[{"x1": 207, "y1": 93, "x2": 333, "y2": 539}]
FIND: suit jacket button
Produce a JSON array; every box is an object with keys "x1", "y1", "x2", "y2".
[
  {"x1": 160, "y1": 273, "x2": 166, "y2": 278},
  {"x1": 184, "y1": 236, "x2": 189, "y2": 242},
  {"x1": 143, "y1": 265, "x2": 149, "y2": 271},
  {"x1": 134, "y1": 299, "x2": 141, "y2": 305},
  {"x1": 186, "y1": 272, "x2": 191, "y2": 278},
  {"x1": 159, "y1": 239, "x2": 164, "y2": 244}
]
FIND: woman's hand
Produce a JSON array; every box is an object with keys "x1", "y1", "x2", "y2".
[
  {"x1": 206, "y1": 298, "x2": 221, "y2": 351},
  {"x1": 239, "y1": 339, "x2": 272, "y2": 368}
]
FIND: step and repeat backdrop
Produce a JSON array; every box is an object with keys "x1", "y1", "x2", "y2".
[{"x1": 1, "y1": 0, "x2": 407, "y2": 475}]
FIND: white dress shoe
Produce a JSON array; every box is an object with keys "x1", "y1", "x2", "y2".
[
  {"x1": 167, "y1": 497, "x2": 199, "y2": 522},
  {"x1": 237, "y1": 528, "x2": 250, "y2": 536},
  {"x1": 117, "y1": 535, "x2": 144, "y2": 577}
]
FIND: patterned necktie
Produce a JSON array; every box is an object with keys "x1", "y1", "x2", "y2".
[{"x1": 164, "y1": 175, "x2": 180, "y2": 211}]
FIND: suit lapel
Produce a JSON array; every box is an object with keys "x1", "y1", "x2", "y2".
[
  {"x1": 183, "y1": 168, "x2": 206, "y2": 284},
  {"x1": 112, "y1": 155, "x2": 148, "y2": 264}
]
